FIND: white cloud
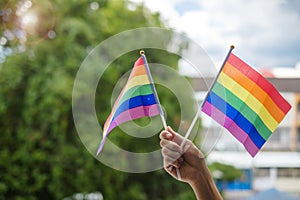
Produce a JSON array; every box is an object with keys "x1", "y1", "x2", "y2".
[{"x1": 133, "y1": 0, "x2": 300, "y2": 69}]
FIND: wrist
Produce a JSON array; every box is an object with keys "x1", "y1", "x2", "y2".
[
  {"x1": 189, "y1": 160, "x2": 222, "y2": 200},
  {"x1": 189, "y1": 162, "x2": 212, "y2": 187}
]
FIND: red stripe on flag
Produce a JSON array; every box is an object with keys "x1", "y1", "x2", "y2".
[
  {"x1": 227, "y1": 53, "x2": 291, "y2": 114},
  {"x1": 134, "y1": 57, "x2": 145, "y2": 67}
]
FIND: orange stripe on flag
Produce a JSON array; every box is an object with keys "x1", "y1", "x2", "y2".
[
  {"x1": 227, "y1": 53, "x2": 291, "y2": 114},
  {"x1": 129, "y1": 65, "x2": 147, "y2": 79},
  {"x1": 223, "y1": 62, "x2": 285, "y2": 123}
]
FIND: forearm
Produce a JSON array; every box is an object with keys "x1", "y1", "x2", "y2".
[{"x1": 189, "y1": 161, "x2": 222, "y2": 200}]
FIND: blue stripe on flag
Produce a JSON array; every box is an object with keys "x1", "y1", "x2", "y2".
[
  {"x1": 207, "y1": 91, "x2": 266, "y2": 148},
  {"x1": 112, "y1": 94, "x2": 157, "y2": 120}
]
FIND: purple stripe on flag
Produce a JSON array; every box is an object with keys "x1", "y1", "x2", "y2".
[
  {"x1": 96, "y1": 137, "x2": 107, "y2": 156},
  {"x1": 202, "y1": 101, "x2": 247, "y2": 143},
  {"x1": 244, "y1": 137, "x2": 260, "y2": 157},
  {"x1": 106, "y1": 104, "x2": 160, "y2": 134},
  {"x1": 202, "y1": 101, "x2": 260, "y2": 156}
]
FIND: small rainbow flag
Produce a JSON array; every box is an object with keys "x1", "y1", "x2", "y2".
[
  {"x1": 96, "y1": 54, "x2": 163, "y2": 155},
  {"x1": 202, "y1": 49, "x2": 291, "y2": 157}
]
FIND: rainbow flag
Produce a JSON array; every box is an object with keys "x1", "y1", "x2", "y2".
[
  {"x1": 96, "y1": 55, "x2": 162, "y2": 155},
  {"x1": 202, "y1": 52, "x2": 291, "y2": 157}
]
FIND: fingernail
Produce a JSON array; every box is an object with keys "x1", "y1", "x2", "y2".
[{"x1": 166, "y1": 133, "x2": 172, "y2": 139}]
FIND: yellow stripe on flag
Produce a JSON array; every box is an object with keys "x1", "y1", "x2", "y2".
[
  {"x1": 223, "y1": 63, "x2": 285, "y2": 122},
  {"x1": 124, "y1": 75, "x2": 150, "y2": 92},
  {"x1": 218, "y1": 72, "x2": 278, "y2": 131}
]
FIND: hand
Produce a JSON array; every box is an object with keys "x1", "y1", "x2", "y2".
[
  {"x1": 160, "y1": 126, "x2": 222, "y2": 200},
  {"x1": 159, "y1": 126, "x2": 205, "y2": 184}
]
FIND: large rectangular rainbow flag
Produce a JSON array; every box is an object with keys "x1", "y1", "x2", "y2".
[
  {"x1": 96, "y1": 54, "x2": 163, "y2": 155},
  {"x1": 202, "y1": 51, "x2": 291, "y2": 157}
]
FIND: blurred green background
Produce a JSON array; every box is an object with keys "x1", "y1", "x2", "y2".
[
  {"x1": 0, "y1": 0, "x2": 197, "y2": 199},
  {"x1": 0, "y1": 0, "x2": 242, "y2": 199}
]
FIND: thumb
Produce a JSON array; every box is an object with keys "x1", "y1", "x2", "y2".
[{"x1": 166, "y1": 126, "x2": 184, "y2": 145}]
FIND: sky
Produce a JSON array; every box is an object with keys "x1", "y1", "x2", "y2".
[{"x1": 131, "y1": 0, "x2": 300, "y2": 71}]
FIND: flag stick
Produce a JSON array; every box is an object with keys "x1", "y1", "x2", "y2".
[
  {"x1": 182, "y1": 45, "x2": 235, "y2": 143},
  {"x1": 140, "y1": 50, "x2": 167, "y2": 130},
  {"x1": 140, "y1": 50, "x2": 179, "y2": 178},
  {"x1": 169, "y1": 45, "x2": 235, "y2": 180}
]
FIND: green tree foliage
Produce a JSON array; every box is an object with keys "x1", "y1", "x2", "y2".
[
  {"x1": 209, "y1": 162, "x2": 242, "y2": 182},
  {"x1": 209, "y1": 162, "x2": 242, "y2": 195},
  {"x1": 0, "y1": 0, "x2": 196, "y2": 199}
]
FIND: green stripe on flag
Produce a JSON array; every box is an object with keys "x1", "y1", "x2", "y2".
[
  {"x1": 212, "y1": 81, "x2": 272, "y2": 140},
  {"x1": 118, "y1": 84, "x2": 153, "y2": 106}
]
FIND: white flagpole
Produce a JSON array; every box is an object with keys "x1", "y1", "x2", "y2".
[
  {"x1": 180, "y1": 45, "x2": 235, "y2": 145},
  {"x1": 140, "y1": 50, "x2": 167, "y2": 130},
  {"x1": 140, "y1": 50, "x2": 181, "y2": 178},
  {"x1": 169, "y1": 45, "x2": 235, "y2": 180}
]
